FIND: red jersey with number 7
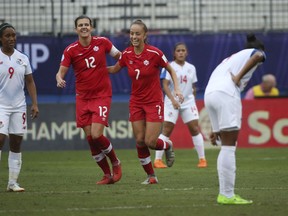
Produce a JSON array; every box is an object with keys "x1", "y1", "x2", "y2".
[
  {"x1": 118, "y1": 44, "x2": 169, "y2": 104},
  {"x1": 61, "y1": 36, "x2": 113, "y2": 99}
]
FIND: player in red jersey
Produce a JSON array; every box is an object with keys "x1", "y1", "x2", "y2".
[
  {"x1": 108, "y1": 20, "x2": 183, "y2": 184},
  {"x1": 56, "y1": 15, "x2": 122, "y2": 185}
]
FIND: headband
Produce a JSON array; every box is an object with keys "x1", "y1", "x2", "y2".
[{"x1": 0, "y1": 23, "x2": 14, "y2": 32}]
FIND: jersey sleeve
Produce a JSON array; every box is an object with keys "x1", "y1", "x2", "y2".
[
  {"x1": 24, "y1": 55, "x2": 33, "y2": 75},
  {"x1": 118, "y1": 50, "x2": 127, "y2": 67},
  {"x1": 159, "y1": 52, "x2": 169, "y2": 68},
  {"x1": 251, "y1": 49, "x2": 266, "y2": 62},
  {"x1": 162, "y1": 67, "x2": 172, "y2": 81},
  {"x1": 101, "y1": 37, "x2": 113, "y2": 54},
  {"x1": 160, "y1": 68, "x2": 167, "y2": 79},
  {"x1": 191, "y1": 65, "x2": 198, "y2": 83},
  {"x1": 150, "y1": 45, "x2": 169, "y2": 68}
]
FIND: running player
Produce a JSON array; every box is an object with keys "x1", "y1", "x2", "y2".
[
  {"x1": 204, "y1": 33, "x2": 266, "y2": 204},
  {"x1": 0, "y1": 23, "x2": 39, "y2": 192},
  {"x1": 108, "y1": 20, "x2": 183, "y2": 184},
  {"x1": 56, "y1": 15, "x2": 122, "y2": 185},
  {"x1": 154, "y1": 42, "x2": 207, "y2": 169}
]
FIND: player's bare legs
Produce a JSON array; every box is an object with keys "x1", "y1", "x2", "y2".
[
  {"x1": 133, "y1": 120, "x2": 158, "y2": 184},
  {"x1": 161, "y1": 121, "x2": 175, "y2": 137},
  {"x1": 83, "y1": 124, "x2": 121, "y2": 184},
  {"x1": 143, "y1": 121, "x2": 175, "y2": 167},
  {"x1": 143, "y1": 122, "x2": 161, "y2": 148},
  {"x1": 0, "y1": 134, "x2": 6, "y2": 163}
]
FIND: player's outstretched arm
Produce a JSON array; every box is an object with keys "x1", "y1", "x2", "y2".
[
  {"x1": 56, "y1": 66, "x2": 69, "y2": 88},
  {"x1": 165, "y1": 63, "x2": 184, "y2": 103},
  {"x1": 25, "y1": 74, "x2": 39, "y2": 119},
  {"x1": 107, "y1": 62, "x2": 122, "y2": 74}
]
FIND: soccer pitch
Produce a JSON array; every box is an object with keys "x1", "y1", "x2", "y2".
[{"x1": 0, "y1": 148, "x2": 287, "y2": 216}]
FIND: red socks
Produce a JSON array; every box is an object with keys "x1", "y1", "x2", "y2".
[
  {"x1": 154, "y1": 138, "x2": 169, "y2": 150},
  {"x1": 94, "y1": 135, "x2": 119, "y2": 166},
  {"x1": 87, "y1": 135, "x2": 111, "y2": 175},
  {"x1": 136, "y1": 144, "x2": 154, "y2": 175}
]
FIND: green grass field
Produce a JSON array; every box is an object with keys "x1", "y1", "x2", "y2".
[{"x1": 0, "y1": 148, "x2": 287, "y2": 216}]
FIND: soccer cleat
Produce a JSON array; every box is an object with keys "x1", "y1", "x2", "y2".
[
  {"x1": 154, "y1": 159, "x2": 167, "y2": 168},
  {"x1": 217, "y1": 194, "x2": 253, "y2": 205},
  {"x1": 165, "y1": 140, "x2": 175, "y2": 167},
  {"x1": 7, "y1": 183, "x2": 25, "y2": 192},
  {"x1": 112, "y1": 160, "x2": 122, "y2": 183},
  {"x1": 197, "y1": 158, "x2": 207, "y2": 168},
  {"x1": 141, "y1": 175, "x2": 158, "y2": 185},
  {"x1": 96, "y1": 174, "x2": 114, "y2": 185}
]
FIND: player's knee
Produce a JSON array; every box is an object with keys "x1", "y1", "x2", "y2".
[
  {"x1": 91, "y1": 133, "x2": 102, "y2": 140},
  {"x1": 144, "y1": 139, "x2": 156, "y2": 149},
  {"x1": 135, "y1": 138, "x2": 145, "y2": 146},
  {"x1": 189, "y1": 126, "x2": 200, "y2": 135}
]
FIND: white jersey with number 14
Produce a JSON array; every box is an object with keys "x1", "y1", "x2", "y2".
[{"x1": 162, "y1": 61, "x2": 197, "y2": 108}]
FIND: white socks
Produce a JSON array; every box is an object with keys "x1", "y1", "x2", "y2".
[
  {"x1": 192, "y1": 133, "x2": 205, "y2": 159},
  {"x1": 155, "y1": 134, "x2": 168, "y2": 160},
  {"x1": 217, "y1": 146, "x2": 236, "y2": 198},
  {"x1": 8, "y1": 151, "x2": 22, "y2": 185}
]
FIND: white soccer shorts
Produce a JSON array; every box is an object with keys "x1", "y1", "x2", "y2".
[
  {"x1": 164, "y1": 103, "x2": 200, "y2": 124},
  {"x1": 0, "y1": 110, "x2": 27, "y2": 136},
  {"x1": 204, "y1": 91, "x2": 242, "y2": 132}
]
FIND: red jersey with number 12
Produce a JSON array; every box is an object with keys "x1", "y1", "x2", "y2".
[
  {"x1": 61, "y1": 36, "x2": 113, "y2": 99},
  {"x1": 118, "y1": 44, "x2": 168, "y2": 104}
]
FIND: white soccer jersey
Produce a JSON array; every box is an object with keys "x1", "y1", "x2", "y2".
[
  {"x1": 205, "y1": 48, "x2": 266, "y2": 98},
  {"x1": 162, "y1": 61, "x2": 197, "y2": 108},
  {"x1": 0, "y1": 49, "x2": 33, "y2": 111}
]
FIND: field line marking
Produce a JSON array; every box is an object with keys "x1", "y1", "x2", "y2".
[
  {"x1": 2, "y1": 186, "x2": 286, "y2": 195},
  {"x1": 0, "y1": 204, "x2": 212, "y2": 214}
]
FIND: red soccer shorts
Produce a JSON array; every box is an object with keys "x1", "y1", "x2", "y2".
[
  {"x1": 129, "y1": 102, "x2": 164, "y2": 122},
  {"x1": 76, "y1": 96, "x2": 112, "y2": 128}
]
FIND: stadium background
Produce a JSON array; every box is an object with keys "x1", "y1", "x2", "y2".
[{"x1": 1, "y1": 0, "x2": 287, "y2": 150}]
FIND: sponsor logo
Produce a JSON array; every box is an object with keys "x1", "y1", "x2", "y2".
[{"x1": 16, "y1": 58, "x2": 24, "y2": 65}]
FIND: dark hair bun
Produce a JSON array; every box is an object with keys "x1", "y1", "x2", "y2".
[
  {"x1": 245, "y1": 33, "x2": 264, "y2": 50},
  {"x1": 247, "y1": 33, "x2": 256, "y2": 42}
]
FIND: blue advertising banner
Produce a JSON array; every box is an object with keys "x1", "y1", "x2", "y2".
[{"x1": 17, "y1": 33, "x2": 288, "y2": 98}]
